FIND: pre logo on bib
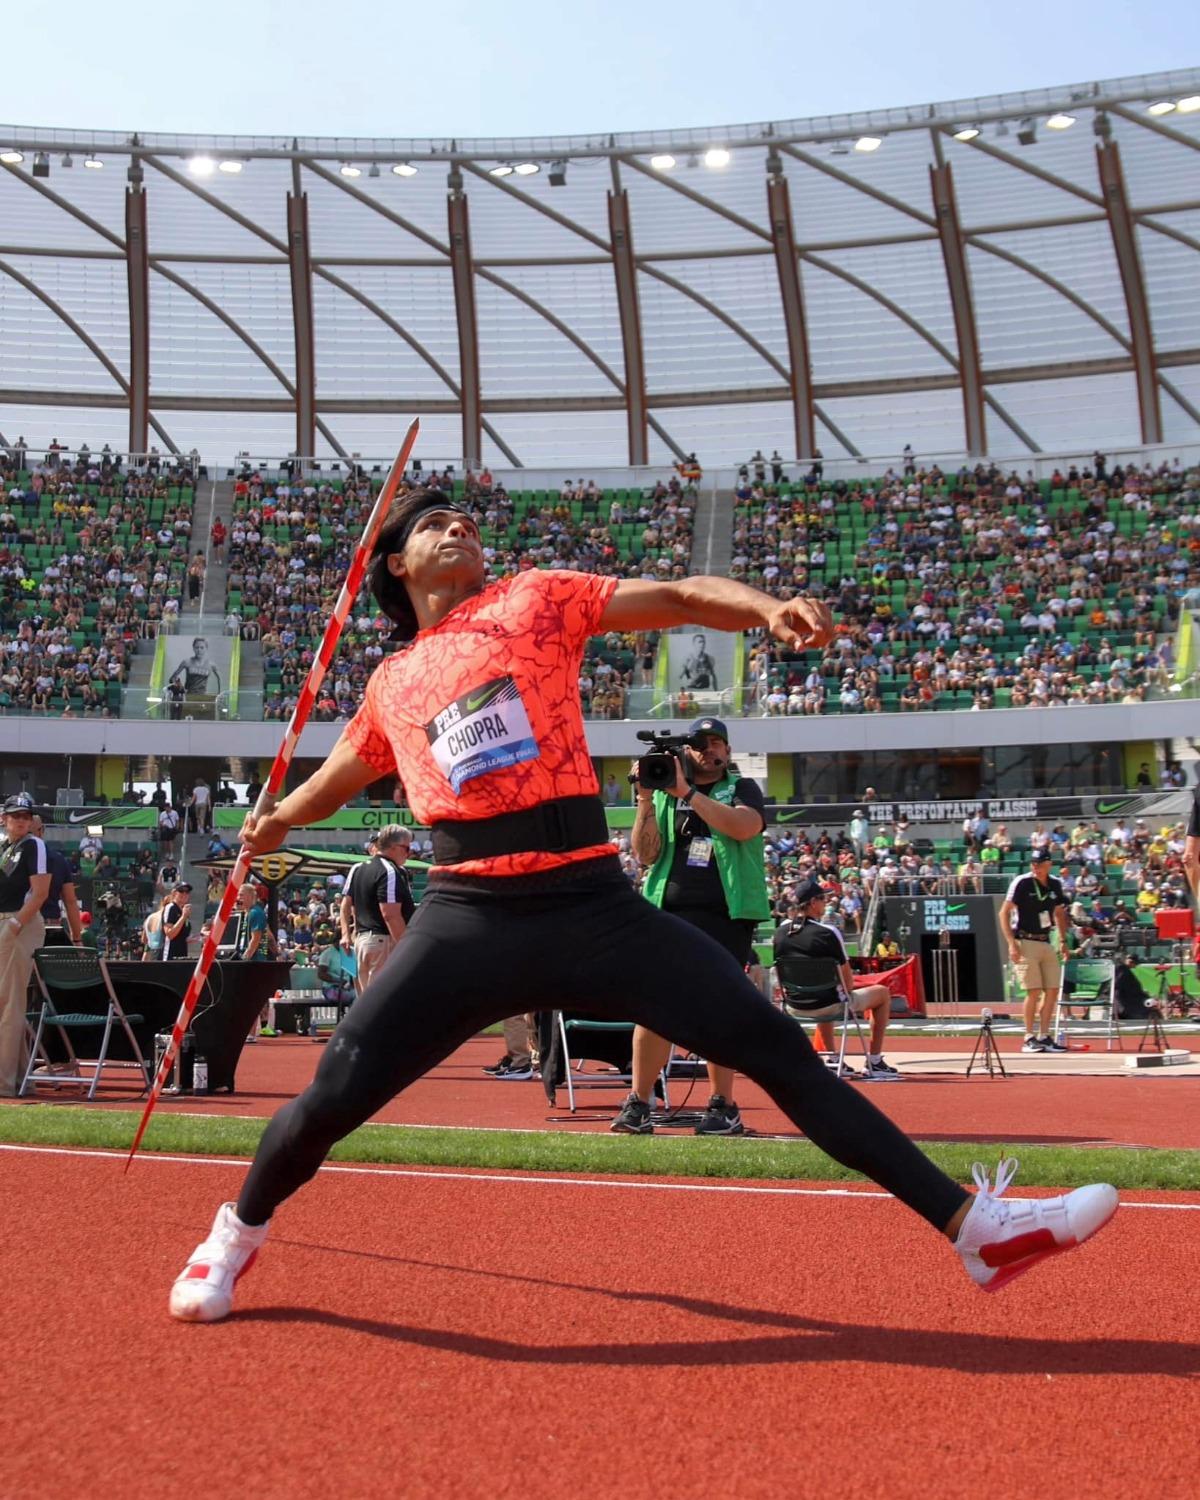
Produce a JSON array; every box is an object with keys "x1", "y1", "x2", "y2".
[{"x1": 425, "y1": 676, "x2": 540, "y2": 794}]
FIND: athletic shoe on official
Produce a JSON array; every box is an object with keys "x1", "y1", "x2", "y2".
[
  {"x1": 493, "y1": 1058, "x2": 534, "y2": 1080},
  {"x1": 610, "y1": 1093, "x2": 654, "y2": 1134},
  {"x1": 694, "y1": 1094, "x2": 746, "y2": 1136},
  {"x1": 823, "y1": 1055, "x2": 860, "y2": 1078},
  {"x1": 863, "y1": 1056, "x2": 901, "y2": 1080},
  {"x1": 482, "y1": 1053, "x2": 513, "y2": 1075},
  {"x1": 1021, "y1": 1035, "x2": 1048, "y2": 1053},
  {"x1": 168, "y1": 1202, "x2": 270, "y2": 1322},
  {"x1": 954, "y1": 1157, "x2": 1118, "y2": 1293},
  {"x1": 1039, "y1": 1034, "x2": 1068, "y2": 1052}
]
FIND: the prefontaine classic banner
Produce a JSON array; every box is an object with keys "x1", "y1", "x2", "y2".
[{"x1": 32, "y1": 790, "x2": 1189, "y2": 833}]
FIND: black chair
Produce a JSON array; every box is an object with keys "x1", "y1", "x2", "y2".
[
  {"x1": 774, "y1": 954, "x2": 867, "y2": 1077},
  {"x1": 22, "y1": 947, "x2": 147, "y2": 1100}
]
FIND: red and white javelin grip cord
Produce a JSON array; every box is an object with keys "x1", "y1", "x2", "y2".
[{"x1": 125, "y1": 417, "x2": 420, "y2": 1169}]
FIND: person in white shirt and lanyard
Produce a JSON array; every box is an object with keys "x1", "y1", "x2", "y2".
[{"x1": 0, "y1": 793, "x2": 51, "y2": 1096}]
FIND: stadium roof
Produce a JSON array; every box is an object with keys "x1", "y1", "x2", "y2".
[{"x1": 1, "y1": 67, "x2": 1198, "y2": 467}]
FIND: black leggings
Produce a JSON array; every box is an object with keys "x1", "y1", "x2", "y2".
[{"x1": 238, "y1": 861, "x2": 967, "y2": 1231}]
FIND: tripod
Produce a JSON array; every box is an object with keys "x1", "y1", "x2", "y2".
[
  {"x1": 1137, "y1": 1002, "x2": 1170, "y2": 1054},
  {"x1": 966, "y1": 1012, "x2": 1008, "y2": 1079}
]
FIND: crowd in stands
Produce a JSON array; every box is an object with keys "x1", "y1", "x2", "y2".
[
  {"x1": 735, "y1": 451, "x2": 1198, "y2": 714},
  {"x1": 760, "y1": 803, "x2": 1193, "y2": 951},
  {"x1": 225, "y1": 463, "x2": 694, "y2": 721},
  {"x1": 0, "y1": 441, "x2": 197, "y2": 716}
]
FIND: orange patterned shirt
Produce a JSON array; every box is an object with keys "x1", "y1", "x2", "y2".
[{"x1": 345, "y1": 568, "x2": 618, "y2": 877}]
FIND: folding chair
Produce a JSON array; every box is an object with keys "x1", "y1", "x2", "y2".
[
  {"x1": 554, "y1": 1013, "x2": 670, "y2": 1114},
  {"x1": 774, "y1": 954, "x2": 869, "y2": 1077},
  {"x1": 21, "y1": 947, "x2": 148, "y2": 1099},
  {"x1": 1056, "y1": 957, "x2": 1122, "y2": 1052}
]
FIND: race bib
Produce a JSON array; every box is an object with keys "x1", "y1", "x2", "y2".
[
  {"x1": 686, "y1": 837, "x2": 714, "y2": 868},
  {"x1": 425, "y1": 676, "x2": 540, "y2": 795}
]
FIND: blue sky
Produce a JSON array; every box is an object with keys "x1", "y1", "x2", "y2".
[{"x1": 4, "y1": 0, "x2": 1197, "y2": 138}]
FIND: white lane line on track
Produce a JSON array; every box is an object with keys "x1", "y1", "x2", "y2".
[{"x1": 2, "y1": 1143, "x2": 1198, "y2": 1210}]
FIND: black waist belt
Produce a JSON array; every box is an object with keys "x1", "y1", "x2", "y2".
[
  {"x1": 431, "y1": 796, "x2": 610, "y2": 865},
  {"x1": 1015, "y1": 933, "x2": 1051, "y2": 942}
]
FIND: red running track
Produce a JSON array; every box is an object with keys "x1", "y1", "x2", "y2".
[
  {"x1": 27, "y1": 1033, "x2": 1200, "y2": 1150},
  {"x1": 3, "y1": 1145, "x2": 1198, "y2": 1500}
]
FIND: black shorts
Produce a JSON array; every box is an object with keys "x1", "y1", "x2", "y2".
[{"x1": 665, "y1": 906, "x2": 757, "y2": 968}]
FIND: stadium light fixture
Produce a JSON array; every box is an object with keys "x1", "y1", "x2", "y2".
[
  {"x1": 649, "y1": 153, "x2": 676, "y2": 170},
  {"x1": 704, "y1": 147, "x2": 731, "y2": 168},
  {"x1": 548, "y1": 159, "x2": 567, "y2": 187},
  {"x1": 368, "y1": 162, "x2": 380, "y2": 178},
  {"x1": 0, "y1": 149, "x2": 24, "y2": 164},
  {"x1": 340, "y1": 162, "x2": 361, "y2": 178},
  {"x1": 83, "y1": 154, "x2": 103, "y2": 169},
  {"x1": 392, "y1": 162, "x2": 418, "y2": 176},
  {"x1": 32, "y1": 151, "x2": 50, "y2": 178},
  {"x1": 1016, "y1": 117, "x2": 1037, "y2": 146},
  {"x1": 218, "y1": 159, "x2": 243, "y2": 174},
  {"x1": 188, "y1": 155, "x2": 216, "y2": 177},
  {"x1": 952, "y1": 125, "x2": 980, "y2": 141},
  {"x1": 489, "y1": 163, "x2": 514, "y2": 177},
  {"x1": 1146, "y1": 100, "x2": 1176, "y2": 116},
  {"x1": 830, "y1": 140, "x2": 850, "y2": 156},
  {"x1": 1177, "y1": 96, "x2": 1200, "y2": 113},
  {"x1": 854, "y1": 135, "x2": 882, "y2": 152},
  {"x1": 1045, "y1": 112, "x2": 1076, "y2": 130},
  {"x1": 513, "y1": 161, "x2": 539, "y2": 175},
  {"x1": 61, "y1": 152, "x2": 73, "y2": 168}
]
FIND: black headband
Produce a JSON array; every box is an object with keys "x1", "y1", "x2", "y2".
[{"x1": 389, "y1": 497, "x2": 475, "y2": 556}]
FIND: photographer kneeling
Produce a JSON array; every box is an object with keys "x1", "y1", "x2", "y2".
[{"x1": 614, "y1": 717, "x2": 770, "y2": 1135}]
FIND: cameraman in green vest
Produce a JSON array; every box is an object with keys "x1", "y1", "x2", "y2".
[{"x1": 615, "y1": 717, "x2": 770, "y2": 1137}]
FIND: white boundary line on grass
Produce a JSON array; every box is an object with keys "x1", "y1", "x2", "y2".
[{"x1": 2, "y1": 1142, "x2": 1198, "y2": 1210}]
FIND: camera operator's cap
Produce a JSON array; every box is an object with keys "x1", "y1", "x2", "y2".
[
  {"x1": 2, "y1": 791, "x2": 35, "y2": 813},
  {"x1": 794, "y1": 879, "x2": 827, "y2": 907},
  {"x1": 687, "y1": 716, "x2": 729, "y2": 743}
]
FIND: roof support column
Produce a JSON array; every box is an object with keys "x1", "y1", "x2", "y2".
[
  {"x1": 766, "y1": 169, "x2": 816, "y2": 458},
  {"x1": 607, "y1": 188, "x2": 648, "y2": 466},
  {"x1": 929, "y1": 161, "x2": 986, "y2": 456},
  {"x1": 1096, "y1": 139, "x2": 1162, "y2": 444},
  {"x1": 125, "y1": 185, "x2": 150, "y2": 457},
  {"x1": 447, "y1": 183, "x2": 482, "y2": 469},
  {"x1": 286, "y1": 191, "x2": 317, "y2": 462}
]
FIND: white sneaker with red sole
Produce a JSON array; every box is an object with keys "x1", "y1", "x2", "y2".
[
  {"x1": 168, "y1": 1202, "x2": 271, "y2": 1322},
  {"x1": 954, "y1": 1158, "x2": 1118, "y2": 1292}
]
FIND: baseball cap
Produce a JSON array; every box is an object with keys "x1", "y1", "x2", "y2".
[
  {"x1": 794, "y1": 879, "x2": 827, "y2": 907},
  {"x1": 175, "y1": 881, "x2": 193, "y2": 892},
  {"x1": 1030, "y1": 851, "x2": 1052, "y2": 865},
  {"x1": 687, "y1": 717, "x2": 729, "y2": 743},
  {"x1": 2, "y1": 792, "x2": 35, "y2": 813}
]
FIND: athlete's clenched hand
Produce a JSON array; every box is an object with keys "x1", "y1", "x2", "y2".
[
  {"x1": 240, "y1": 811, "x2": 290, "y2": 855},
  {"x1": 766, "y1": 597, "x2": 834, "y2": 650}
]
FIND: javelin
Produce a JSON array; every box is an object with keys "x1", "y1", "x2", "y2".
[{"x1": 125, "y1": 418, "x2": 420, "y2": 1169}]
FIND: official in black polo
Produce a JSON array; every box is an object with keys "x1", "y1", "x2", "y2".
[
  {"x1": 163, "y1": 881, "x2": 194, "y2": 960},
  {"x1": 1183, "y1": 784, "x2": 1200, "y2": 897},
  {"x1": 32, "y1": 814, "x2": 83, "y2": 946},
  {"x1": 0, "y1": 793, "x2": 51, "y2": 1096},
  {"x1": 773, "y1": 881, "x2": 898, "y2": 1079},
  {"x1": 998, "y1": 851, "x2": 1070, "y2": 1053},
  {"x1": 345, "y1": 825, "x2": 415, "y2": 996}
]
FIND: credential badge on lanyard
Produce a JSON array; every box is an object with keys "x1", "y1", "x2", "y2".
[{"x1": 424, "y1": 675, "x2": 540, "y2": 794}]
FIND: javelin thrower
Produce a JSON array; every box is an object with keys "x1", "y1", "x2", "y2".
[{"x1": 167, "y1": 482, "x2": 1117, "y2": 1321}]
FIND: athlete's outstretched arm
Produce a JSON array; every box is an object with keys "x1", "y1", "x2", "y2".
[
  {"x1": 599, "y1": 576, "x2": 833, "y2": 651},
  {"x1": 241, "y1": 733, "x2": 383, "y2": 855}
]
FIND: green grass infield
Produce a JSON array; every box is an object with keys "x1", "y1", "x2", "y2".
[{"x1": 1, "y1": 1105, "x2": 1197, "y2": 1190}]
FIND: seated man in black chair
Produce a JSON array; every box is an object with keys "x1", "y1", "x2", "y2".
[{"x1": 773, "y1": 881, "x2": 899, "y2": 1080}]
